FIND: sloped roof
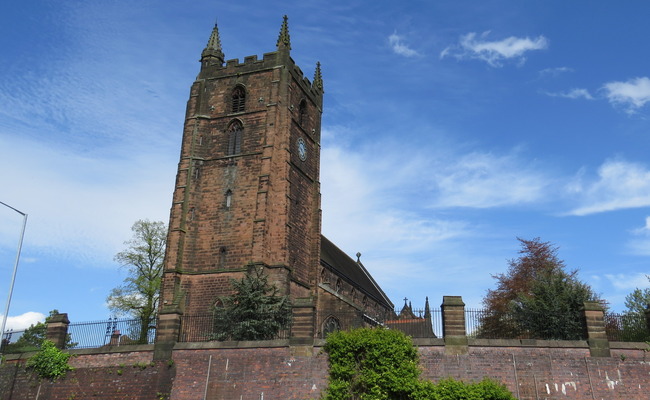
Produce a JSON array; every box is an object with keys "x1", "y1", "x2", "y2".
[{"x1": 320, "y1": 235, "x2": 394, "y2": 310}]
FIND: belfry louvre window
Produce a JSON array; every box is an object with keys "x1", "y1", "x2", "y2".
[
  {"x1": 231, "y1": 86, "x2": 246, "y2": 113},
  {"x1": 227, "y1": 121, "x2": 243, "y2": 155},
  {"x1": 299, "y1": 100, "x2": 307, "y2": 127}
]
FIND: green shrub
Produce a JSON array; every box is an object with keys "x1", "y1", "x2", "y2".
[
  {"x1": 25, "y1": 340, "x2": 74, "y2": 380},
  {"x1": 323, "y1": 328, "x2": 420, "y2": 400},
  {"x1": 323, "y1": 327, "x2": 516, "y2": 400}
]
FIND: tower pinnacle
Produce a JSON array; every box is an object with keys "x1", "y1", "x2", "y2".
[
  {"x1": 313, "y1": 62, "x2": 323, "y2": 91},
  {"x1": 201, "y1": 22, "x2": 225, "y2": 65},
  {"x1": 276, "y1": 15, "x2": 291, "y2": 51}
]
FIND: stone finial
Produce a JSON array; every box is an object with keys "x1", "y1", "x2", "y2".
[
  {"x1": 201, "y1": 22, "x2": 225, "y2": 64},
  {"x1": 356, "y1": 252, "x2": 361, "y2": 262},
  {"x1": 276, "y1": 15, "x2": 291, "y2": 51},
  {"x1": 313, "y1": 62, "x2": 323, "y2": 91}
]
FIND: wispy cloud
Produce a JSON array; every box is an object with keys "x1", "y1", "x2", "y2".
[
  {"x1": 441, "y1": 31, "x2": 548, "y2": 67},
  {"x1": 603, "y1": 77, "x2": 650, "y2": 113},
  {"x1": 627, "y1": 216, "x2": 650, "y2": 255},
  {"x1": 388, "y1": 33, "x2": 419, "y2": 57},
  {"x1": 545, "y1": 88, "x2": 594, "y2": 100},
  {"x1": 432, "y1": 151, "x2": 551, "y2": 208},
  {"x1": 604, "y1": 273, "x2": 650, "y2": 290},
  {"x1": 538, "y1": 67, "x2": 574, "y2": 78},
  {"x1": 566, "y1": 159, "x2": 650, "y2": 216}
]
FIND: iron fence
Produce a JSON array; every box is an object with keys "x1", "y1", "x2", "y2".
[
  {"x1": 1, "y1": 328, "x2": 31, "y2": 353},
  {"x1": 605, "y1": 312, "x2": 650, "y2": 342},
  {"x1": 465, "y1": 308, "x2": 588, "y2": 340},
  {"x1": 67, "y1": 318, "x2": 156, "y2": 348}
]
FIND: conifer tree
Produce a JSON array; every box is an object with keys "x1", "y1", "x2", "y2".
[{"x1": 211, "y1": 267, "x2": 292, "y2": 341}]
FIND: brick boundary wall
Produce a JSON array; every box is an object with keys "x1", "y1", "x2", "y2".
[{"x1": 2, "y1": 341, "x2": 650, "y2": 400}]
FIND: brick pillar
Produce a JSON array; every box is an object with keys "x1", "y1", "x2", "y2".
[
  {"x1": 583, "y1": 301, "x2": 610, "y2": 357},
  {"x1": 45, "y1": 313, "x2": 70, "y2": 349},
  {"x1": 441, "y1": 296, "x2": 467, "y2": 355},
  {"x1": 154, "y1": 306, "x2": 182, "y2": 361}
]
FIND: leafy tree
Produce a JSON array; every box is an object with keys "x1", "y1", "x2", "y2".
[
  {"x1": 3, "y1": 310, "x2": 76, "y2": 353},
  {"x1": 511, "y1": 270, "x2": 597, "y2": 340},
  {"x1": 616, "y1": 275, "x2": 650, "y2": 341},
  {"x1": 480, "y1": 237, "x2": 600, "y2": 339},
  {"x1": 211, "y1": 267, "x2": 292, "y2": 341},
  {"x1": 624, "y1": 276, "x2": 650, "y2": 315},
  {"x1": 107, "y1": 219, "x2": 167, "y2": 344}
]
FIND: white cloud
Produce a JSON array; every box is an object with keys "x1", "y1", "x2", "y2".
[
  {"x1": 388, "y1": 33, "x2": 419, "y2": 57},
  {"x1": 545, "y1": 88, "x2": 594, "y2": 100},
  {"x1": 604, "y1": 273, "x2": 650, "y2": 291},
  {"x1": 441, "y1": 31, "x2": 548, "y2": 67},
  {"x1": 566, "y1": 159, "x2": 650, "y2": 216},
  {"x1": 603, "y1": 77, "x2": 650, "y2": 113},
  {"x1": 2, "y1": 311, "x2": 45, "y2": 331}
]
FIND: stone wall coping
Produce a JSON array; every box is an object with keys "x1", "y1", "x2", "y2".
[
  {"x1": 469, "y1": 338, "x2": 589, "y2": 348},
  {"x1": 609, "y1": 341, "x2": 650, "y2": 350},
  {"x1": 411, "y1": 338, "x2": 445, "y2": 346},
  {"x1": 174, "y1": 339, "x2": 291, "y2": 350}
]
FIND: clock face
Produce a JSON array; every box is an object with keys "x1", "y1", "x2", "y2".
[{"x1": 297, "y1": 137, "x2": 307, "y2": 161}]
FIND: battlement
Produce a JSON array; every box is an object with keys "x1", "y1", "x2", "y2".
[{"x1": 200, "y1": 51, "x2": 323, "y2": 102}]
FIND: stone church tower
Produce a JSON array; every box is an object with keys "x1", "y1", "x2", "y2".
[{"x1": 160, "y1": 17, "x2": 392, "y2": 339}]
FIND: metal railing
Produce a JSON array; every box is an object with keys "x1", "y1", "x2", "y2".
[
  {"x1": 605, "y1": 312, "x2": 650, "y2": 342},
  {"x1": 465, "y1": 309, "x2": 588, "y2": 340}
]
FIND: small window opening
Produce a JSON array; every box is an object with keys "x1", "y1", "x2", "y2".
[
  {"x1": 219, "y1": 247, "x2": 227, "y2": 267},
  {"x1": 225, "y1": 190, "x2": 233, "y2": 208}
]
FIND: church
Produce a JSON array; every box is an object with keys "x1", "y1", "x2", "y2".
[{"x1": 158, "y1": 17, "x2": 413, "y2": 339}]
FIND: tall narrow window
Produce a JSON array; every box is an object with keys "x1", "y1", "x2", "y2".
[
  {"x1": 298, "y1": 99, "x2": 307, "y2": 127},
  {"x1": 231, "y1": 86, "x2": 246, "y2": 113},
  {"x1": 225, "y1": 190, "x2": 233, "y2": 208},
  {"x1": 227, "y1": 121, "x2": 242, "y2": 155}
]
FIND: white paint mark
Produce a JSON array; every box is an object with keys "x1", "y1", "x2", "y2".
[
  {"x1": 554, "y1": 383, "x2": 558, "y2": 392},
  {"x1": 561, "y1": 384, "x2": 566, "y2": 395},
  {"x1": 564, "y1": 382, "x2": 577, "y2": 391},
  {"x1": 226, "y1": 358, "x2": 229, "y2": 371},
  {"x1": 260, "y1": 392, "x2": 264, "y2": 400},
  {"x1": 312, "y1": 384, "x2": 317, "y2": 391},
  {"x1": 545, "y1": 384, "x2": 550, "y2": 394}
]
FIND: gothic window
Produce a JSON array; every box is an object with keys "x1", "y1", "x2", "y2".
[
  {"x1": 298, "y1": 99, "x2": 307, "y2": 127},
  {"x1": 322, "y1": 316, "x2": 341, "y2": 337},
  {"x1": 231, "y1": 86, "x2": 246, "y2": 113},
  {"x1": 227, "y1": 121, "x2": 243, "y2": 155},
  {"x1": 335, "y1": 278, "x2": 342, "y2": 293}
]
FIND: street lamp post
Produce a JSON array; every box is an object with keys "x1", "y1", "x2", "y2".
[{"x1": 0, "y1": 201, "x2": 28, "y2": 352}]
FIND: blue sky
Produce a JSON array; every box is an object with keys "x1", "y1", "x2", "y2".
[{"x1": 2, "y1": 0, "x2": 650, "y2": 330}]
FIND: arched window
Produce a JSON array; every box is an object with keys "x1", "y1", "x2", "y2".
[
  {"x1": 227, "y1": 121, "x2": 243, "y2": 155},
  {"x1": 231, "y1": 86, "x2": 246, "y2": 113},
  {"x1": 322, "y1": 316, "x2": 341, "y2": 338},
  {"x1": 298, "y1": 99, "x2": 307, "y2": 127}
]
